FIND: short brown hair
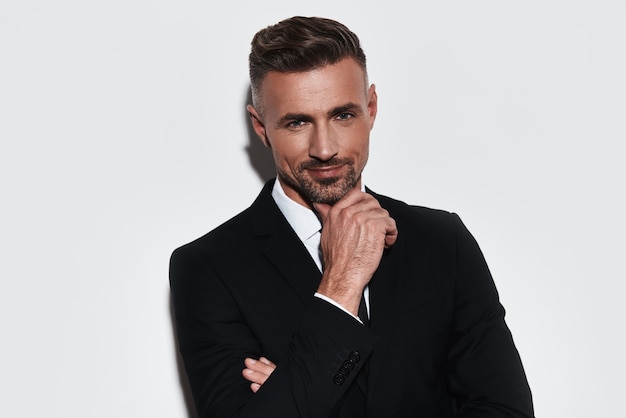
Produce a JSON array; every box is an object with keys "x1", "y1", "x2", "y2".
[{"x1": 249, "y1": 16, "x2": 367, "y2": 113}]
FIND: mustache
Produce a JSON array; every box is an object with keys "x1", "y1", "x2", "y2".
[{"x1": 298, "y1": 157, "x2": 352, "y2": 171}]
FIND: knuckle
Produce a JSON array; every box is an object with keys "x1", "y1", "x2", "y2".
[{"x1": 353, "y1": 211, "x2": 367, "y2": 223}]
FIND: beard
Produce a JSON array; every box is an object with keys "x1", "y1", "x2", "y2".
[{"x1": 278, "y1": 157, "x2": 358, "y2": 205}]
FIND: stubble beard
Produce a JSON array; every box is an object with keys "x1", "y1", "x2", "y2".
[{"x1": 278, "y1": 158, "x2": 358, "y2": 205}]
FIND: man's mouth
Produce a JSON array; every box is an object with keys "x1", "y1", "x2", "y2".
[{"x1": 306, "y1": 164, "x2": 345, "y2": 180}]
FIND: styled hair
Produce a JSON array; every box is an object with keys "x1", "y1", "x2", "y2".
[{"x1": 249, "y1": 16, "x2": 367, "y2": 114}]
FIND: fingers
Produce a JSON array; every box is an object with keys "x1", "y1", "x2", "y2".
[
  {"x1": 258, "y1": 356, "x2": 275, "y2": 368},
  {"x1": 314, "y1": 190, "x2": 384, "y2": 224},
  {"x1": 314, "y1": 190, "x2": 398, "y2": 248},
  {"x1": 313, "y1": 189, "x2": 370, "y2": 220},
  {"x1": 383, "y1": 216, "x2": 398, "y2": 248},
  {"x1": 242, "y1": 357, "x2": 277, "y2": 393},
  {"x1": 312, "y1": 201, "x2": 331, "y2": 221}
]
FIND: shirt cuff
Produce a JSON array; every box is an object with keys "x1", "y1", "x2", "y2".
[{"x1": 314, "y1": 292, "x2": 364, "y2": 324}]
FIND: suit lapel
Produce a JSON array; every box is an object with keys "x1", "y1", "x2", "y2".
[{"x1": 251, "y1": 179, "x2": 322, "y2": 305}]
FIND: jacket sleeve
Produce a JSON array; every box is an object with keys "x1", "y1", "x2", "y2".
[
  {"x1": 446, "y1": 214, "x2": 534, "y2": 417},
  {"x1": 169, "y1": 245, "x2": 377, "y2": 418}
]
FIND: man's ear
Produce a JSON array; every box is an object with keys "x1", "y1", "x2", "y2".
[
  {"x1": 367, "y1": 84, "x2": 378, "y2": 130},
  {"x1": 247, "y1": 104, "x2": 271, "y2": 148}
]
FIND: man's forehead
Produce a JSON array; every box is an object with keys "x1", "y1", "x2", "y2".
[{"x1": 260, "y1": 61, "x2": 367, "y2": 117}]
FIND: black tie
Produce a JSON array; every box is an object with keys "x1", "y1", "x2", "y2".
[
  {"x1": 358, "y1": 291, "x2": 369, "y2": 326},
  {"x1": 355, "y1": 290, "x2": 369, "y2": 396}
]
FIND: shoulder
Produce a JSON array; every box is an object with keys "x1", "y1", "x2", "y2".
[
  {"x1": 371, "y1": 190, "x2": 460, "y2": 229},
  {"x1": 367, "y1": 189, "x2": 475, "y2": 254},
  {"x1": 171, "y1": 179, "x2": 278, "y2": 259},
  {"x1": 173, "y1": 206, "x2": 255, "y2": 256}
]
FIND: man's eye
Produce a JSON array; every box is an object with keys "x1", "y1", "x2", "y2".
[
  {"x1": 336, "y1": 113, "x2": 353, "y2": 121},
  {"x1": 287, "y1": 120, "x2": 305, "y2": 128}
]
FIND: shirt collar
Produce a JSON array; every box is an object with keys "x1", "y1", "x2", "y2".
[{"x1": 271, "y1": 179, "x2": 321, "y2": 242}]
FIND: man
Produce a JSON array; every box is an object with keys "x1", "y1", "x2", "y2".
[{"x1": 170, "y1": 16, "x2": 534, "y2": 417}]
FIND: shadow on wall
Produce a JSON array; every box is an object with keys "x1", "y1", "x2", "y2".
[
  {"x1": 169, "y1": 87, "x2": 275, "y2": 418},
  {"x1": 243, "y1": 86, "x2": 276, "y2": 183}
]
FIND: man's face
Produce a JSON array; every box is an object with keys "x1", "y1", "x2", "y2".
[{"x1": 248, "y1": 58, "x2": 378, "y2": 208}]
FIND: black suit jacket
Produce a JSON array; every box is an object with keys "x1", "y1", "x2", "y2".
[{"x1": 170, "y1": 179, "x2": 534, "y2": 417}]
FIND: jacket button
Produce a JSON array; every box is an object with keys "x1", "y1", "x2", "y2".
[
  {"x1": 348, "y1": 351, "x2": 360, "y2": 363},
  {"x1": 342, "y1": 360, "x2": 355, "y2": 371},
  {"x1": 333, "y1": 373, "x2": 346, "y2": 385}
]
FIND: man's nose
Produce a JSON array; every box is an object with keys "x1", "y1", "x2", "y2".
[{"x1": 308, "y1": 124, "x2": 338, "y2": 161}]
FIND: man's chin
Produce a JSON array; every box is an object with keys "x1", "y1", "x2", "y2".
[
  {"x1": 279, "y1": 171, "x2": 358, "y2": 206},
  {"x1": 305, "y1": 183, "x2": 354, "y2": 205},
  {"x1": 310, "y1": 195, "x2": 341, "y2": 205}
]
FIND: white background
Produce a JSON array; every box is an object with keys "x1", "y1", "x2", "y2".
[{"x1": 1, "y1": 1, "x2": 624, "y2": 417}]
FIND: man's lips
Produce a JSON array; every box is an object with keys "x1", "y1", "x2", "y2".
[{"x1": 306, "y1": 165, "x2": 344, "y2": 179}]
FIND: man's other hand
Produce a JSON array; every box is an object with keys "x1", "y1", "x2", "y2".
[{"x1": 242, "y1": 357, "x2": 277, "y2": 393}]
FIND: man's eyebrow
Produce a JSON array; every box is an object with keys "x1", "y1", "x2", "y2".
[
  {"x1": 278, "y1": 113, "x2": 312, "y2": 125},
  {"x1": 328, "y1": 103, "x2": 360, "y2": 117}
]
